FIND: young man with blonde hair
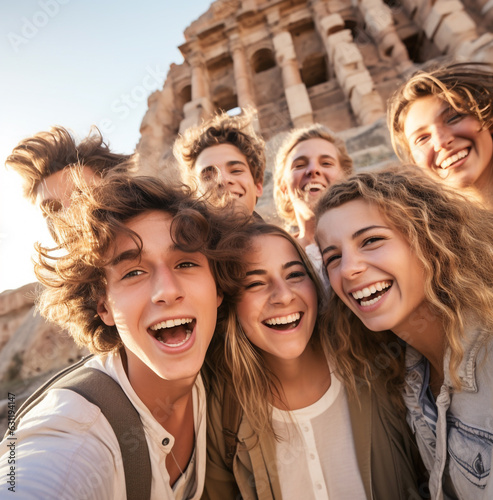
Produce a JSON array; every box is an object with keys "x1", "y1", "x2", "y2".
[
  {"x1": 274, "y1": 124, "x2": 353, "y2": 278},
  {"x1": 6, "y1": 126, "x2": 132, "y2": 224}
]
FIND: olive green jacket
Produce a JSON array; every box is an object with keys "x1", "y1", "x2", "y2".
[{"x1": 203, "y1": 383, "x2": 426, "y2": 500}]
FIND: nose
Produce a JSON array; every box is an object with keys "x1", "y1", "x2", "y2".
[
  {"x1": 269, "y1": 279, "x2": 295, "y2": 306},
  {"x1": 431, "y1": 125, "x2": 454, "y2": 152},
  {"x1": 217, "y1": 168, "x2": 234, "y2": 186},
  {"x1": 340, "y1": 251, "x2": 367, "y2": 281},
  {"x1": 151, "y1": 267, "x2": 184, "y2": 305},
  {"x1": 305, "y1": 159, "x2": 321, "y2": 177}
]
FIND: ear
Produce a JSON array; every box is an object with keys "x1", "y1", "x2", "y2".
[
  {"x1": 216, "y1": 291, "x2": 224, "y2": 308},
  {"x1": 255, "y1": 182, "x2": 263, "y2": 198},
  {"x1": 97, "y1": 297, "x2": 115, "y2": 326}
]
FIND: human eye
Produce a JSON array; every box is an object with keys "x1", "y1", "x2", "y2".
[
  {"x1": 415, "y1": 134, "x2": 430, "y2": 146},
  {"x1": 362, "y1": 235, "x2": 386, "y2": 247},
  {"x1": 176, "y1": 261, "x2": 199, "y2": 269},
  {"x1": 287, "y1": 268, "x2": 307, "y2": 281},
  {"x1": 446, "y1": 112, "x2": 464, "y2": 124},
  {"x1": 200, "y1": 166, "x2": 219, "y2": 182},
  {"x1": 122, "y1": 269, "x2": 144, "y2": 280},
  {"x1": 291, "y1": 160, "x2": 306, "y2": 170},
  {"x1": 324, "y1": 254, "x2": 340, "y2": 269},
  {"x1": 244, "y1": 280, "x2": 264, "y2": 290}
]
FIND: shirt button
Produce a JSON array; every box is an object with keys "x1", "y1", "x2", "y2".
[
  {"x1": 162, "y1": 437, "x2": 170, "y2": 446},
  {"x1": 310, "y1": 453, "x2": 315, "y2": 460},
  {"x1": 316, "y1": 483, "x2": 322, "y2": 490}
]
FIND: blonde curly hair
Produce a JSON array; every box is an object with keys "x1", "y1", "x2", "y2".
[{"x1": 315, "y1": 165, "x2": 493, "y2": 400}]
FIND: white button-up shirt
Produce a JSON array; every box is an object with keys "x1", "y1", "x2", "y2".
[{"x1": 0, "y1": 352, "x2": 207, "y2": 499}]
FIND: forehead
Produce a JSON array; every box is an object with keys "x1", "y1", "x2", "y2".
[
  {"x1": 403, "y1": 95, "x2": 448, "y2": 134},
  {"x1": 317, "y1": 199, "x2": 387, "y2": 239},
  {"x1": 110, "y1": 210, "x2": 174, "y2": 254},
  {"x1": 287, "y1": 137, "x2": 340, "y2": 162},
  {"x1": 195, "y1": 143, "x2": 248, "y2": 170},
  {"x1": 250, "y1": 233, "x2": 300, "y2": 262},
  {"x1": 35, "y1": 165, "x2": 97, "y2": 209}
]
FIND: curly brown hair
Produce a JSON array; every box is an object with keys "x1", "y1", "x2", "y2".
[
  {"x1": 314, "y1": 165, "x2": 493, "y2": 402},
  {"x1": 388, "y1": 61, "x2": 493, "y2": 162},
  {"x1": 35, "y1": 172, "x2": 248, "y2": 354},
  {"x1": 274, "y1": 124, "x2": 353, "y2": 227},
  {"x1": 6, "y1": 125, "x2": 133, "y2": 203},
  {"x1": 173, "y1": 108, "x2": 265, "y2": 186}
]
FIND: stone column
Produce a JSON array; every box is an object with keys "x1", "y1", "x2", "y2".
[
  {"x1": 179, "y1": 52, "x2": 213, "y2": 133},
  {"x1": 229, "y1": 33, "x2": 256, "y2": 109},
  {"x1": 315, "y1": 13, "x2": 385, "y2": 125},
  {"x1": 401, "y1": 0, "x2": 493, "y2": 61},
  {"x1": 357, "y1": 0, "x2": 412, "y2": 71},
  {"x1": 272, "y1": 30, "x2": 313, "y2": 127}
]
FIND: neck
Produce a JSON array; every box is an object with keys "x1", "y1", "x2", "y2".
[
  {"x1": 122, "y1": 349, "x2": 196, "y2": 428},
  {"x1": 295, "y1": 214, "x2": 316, "y2": 248},
  {"x1": 265, "y1": 344, "x2": 331, "y2": 411},
  {"x1": 393, "y1": 303, "x2": 446, "y2": 387}
]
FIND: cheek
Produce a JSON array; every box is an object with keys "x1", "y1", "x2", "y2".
[
  {"x1": 286, "y1": 171, "x2": 300, "y2": 190},
  {"x1": 327, "y1": 269, "x2": 342, "y2": 295},
  {"x1": 410, "y1": 146, "x2": 430, "y2": 167},
  {"x1": 236, "y1": 299, "x2": 260, "y2": 337}
]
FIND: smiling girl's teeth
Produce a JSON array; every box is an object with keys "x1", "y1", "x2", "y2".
[
  {"x1": 351, "y1": 281, "x2": 391, "y2": 300},
  {"x1": 360, "y1": 295, "x2": 383, "y2": 306},
  {"x1": 265, "y1": 312, "x2": 300, "y2": 325},
  {"x1": 440, "y1": 149, "x2": 468, "y2": 169},
  {"x1": 157, "y1": 332, "x2": 192, "y2": 347},
  {"x1": 150, "y1": 318, "x2": 192, "y2": 330}
]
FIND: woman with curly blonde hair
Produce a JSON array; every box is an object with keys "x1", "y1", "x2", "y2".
[
  {"x1": 315, "y1": 165, "x2": 493, "y2": 500},
  {"x1": 204, "y1": 222, "x2": 424, "y2": 500},
  {"x1": 388, "y1": 62, "x2": 493, "y2": 208}
]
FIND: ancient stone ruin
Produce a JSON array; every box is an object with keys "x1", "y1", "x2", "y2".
[
  {"x1": 2, "y1": 0, "x2": 492, "y2": 423},
  {"x1": 137, "y1": 0, "x2": 493, "y2": 182}
]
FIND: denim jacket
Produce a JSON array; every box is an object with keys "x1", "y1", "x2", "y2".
[{"x1": 403, "y1": 325, "x2": 493, "y2": 500}]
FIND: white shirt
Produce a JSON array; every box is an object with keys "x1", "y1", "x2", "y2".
[
  {"x1": 0, "y1": 352, "x2": 207, "y2": 499},
  {"x1": 305, "y1": 243, "x2": 330, "y2": 291},
  {"x1": 272, "y1": 373, "x2": 366, "y2": 500}
]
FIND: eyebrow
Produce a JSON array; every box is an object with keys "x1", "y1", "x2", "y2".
[
  {"x1": 291, "y1": 154, "x2": 336, "y2": 164},
  {"x1": 245, "y1": 260, "x2": 304, "y2": 276},
  {"x1": 320, "y1": 225, "x2": 389, "y2": 256},
  {"x1": 202, "y1": 160, "x2": 247, "y2": 169},
  {"x1": 110, "y1": 243, "x2": 179, "y2": 267}
]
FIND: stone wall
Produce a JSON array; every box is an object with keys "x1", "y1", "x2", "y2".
[
  {"x1": 0, "y1": 284, "x2": 87, "y2": 429},
  {"x1": 137, "y1": 0, "x2": 493, "y2": 178}
]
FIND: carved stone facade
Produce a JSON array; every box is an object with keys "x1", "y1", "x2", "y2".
[{"x1": 137, "y1": 0, "x2": 493, "y2": 177}]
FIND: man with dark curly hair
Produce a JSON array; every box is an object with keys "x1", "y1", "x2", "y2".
[{"x1": 173, "y1": 109, "x2": 265, "y2": 215}]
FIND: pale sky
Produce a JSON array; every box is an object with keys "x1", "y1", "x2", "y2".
[{"x1": 0, "y1": 0, "x2": 213, "y2": 293}]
